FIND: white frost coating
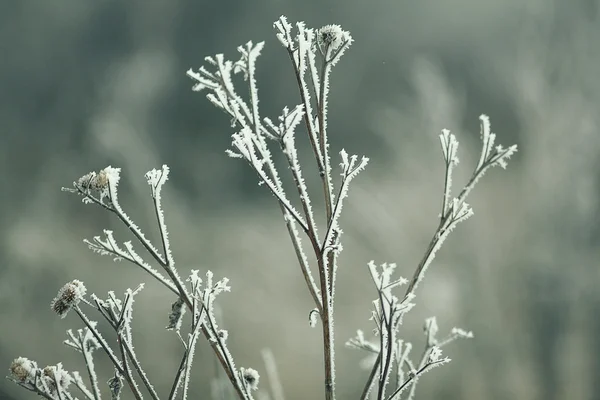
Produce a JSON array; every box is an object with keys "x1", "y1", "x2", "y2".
[
  {"x1": 273, "y1": 16, "x2": 293, "y2": 48},
  {"x1": 145, "y1": 165, "x2": 174, "y2": 267},
  {"x1": 439, "y1": 129, "x2": 459, "y2": 215},
  {"x1": 323, "y1": 151, "x2": 369, "y2": 251}
]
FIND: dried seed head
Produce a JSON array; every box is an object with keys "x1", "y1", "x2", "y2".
[
  {"x1": 241, "y1": 367, "x2": 259, "y2": 391},
  {"x1": 42, "y1": 364, "x2": 72, "y2": 393},
  {"x1": 94, "y1": 169, "x2": 109, "y2": 189},
  {"x1": 217, "y1": 329, "x2": 228, "y2": 341},
  {"x1": 51, "y1": 280, "x2": 87, "y2": 319},
  {"x1": 9, "y1": 357, "x2": 37, "y2": 383},
  {"x1": 77, "y1": 172, "x2": 97, "y2": 190},
  {"x1": 317, "y1": 24, "x2": 344, "y2": 51},
  {"x1": 76, "y1": 169, "x2": 109, "y2": 191}
]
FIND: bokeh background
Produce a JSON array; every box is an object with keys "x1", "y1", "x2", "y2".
[{"x1": 2, "y1": 0, "x2": 600, "y2": 399}]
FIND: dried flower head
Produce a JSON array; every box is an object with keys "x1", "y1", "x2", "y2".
[
  {"x1": 94, "y1": 169, "x2": 109, "y2": 189},
  {"x1": 51, "y1": 280, "x2": 87, "y2": 319},
  {"x1": 42, "y1": 364, "x2": 72, "y2": 394},
  {"x1": 75, "y1": 168, "x2": 111, "y2": 192},
  {"x1": 77, "y1": 172, "x2": 97, "y2": 190},
  {"x1": 241, "y1": 367, "x2": 259, "y2": 391},
  {"x1": 217, "y1": 329, "x2": 228, "y2": 341},
  {"x1": 9, "y1": 357, "x2": 37, "y2": 383},
  {"x1": 317, "y1": 24, "x2": 345, "y2": 51}
]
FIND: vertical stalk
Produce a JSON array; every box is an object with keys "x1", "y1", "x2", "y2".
[{"x1": 319, "y1": 253, "x2": 336, "y2": 400}]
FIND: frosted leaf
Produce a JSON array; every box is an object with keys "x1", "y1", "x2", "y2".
[
  {"x1": 439, "y1": 129, "x2": 459, "y2": 165},
  {"x1": 108, "y1": 372, "x2": 124, "y2": 400},
  {"x1": 187, "y1": 269, "x2": 203, "y2": 290},
  {"x1": 346, "y1": 330, "x2": 379, "y2": 354},
  {"x1": 166, "y1": 297, "x2": 186, "y2": 331},
  {"x1": 186, "y1": 67, "x2": 219, "y2": 92},
  {"x1": 273, "y1": 15, "x2": 294, "y2": 48},
  {"x1": 278, "y1": 105, "x2": 305, "y2": 140},
  {"x1": 428, "y1": 346, "x2": 443, "y2": 363},
  {"x1": 64, "y1": 326, "x2": 100, "y2": 354},
  {"x1": 225, "y1": 148, "x2": 244, "y2": 158},
  {"x1": 451, "y1": 327, "x2": 474, "y2": 339},
  {"x1": 212, "y1": 277, "x2": 231, "y2": 296},
  {"x1": 437, "y1": 326, "x2": 474, "y2": 347},
  {"x1": 475, "y1": 114, "x2": 519, "y2": 172},
  {"x1": 489, "y1": 144, "x2": 518, "y2": 169},
  {"x1": 102, "y1": 166, "x2": 121, "y2": 191},
  {"x1": 450, "y1": 199, "x2": 473, "y2": 223},
  {"x1": 234, "y1": 41, "x2": 265, "y2": 81},
  {"x1": 145, "y1": 165, "x2": 170, "y2": 188},
  {"x1": 322, "y1": 152, "x2": 368, "y2": 249}
]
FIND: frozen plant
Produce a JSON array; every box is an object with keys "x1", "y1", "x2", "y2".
[{"x1": 8, "y1": 15, "x2": 517, "y2": 400}]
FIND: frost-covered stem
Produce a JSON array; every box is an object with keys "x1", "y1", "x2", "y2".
[
  {"x1": 220, "y1": 60, "x2": 323, "y2": 313},
  {"x1": 231, "y1": 125, "x2": 323, "y2": 312},
  {"x1": 204, "y1": 305, "x2": 247, "y2": 399},
  {"x1": 198, "y1": 293, "x2": 247, "y2": 400},
  {"x1": 168, "y1": 349, "x2": 187, "y2": 400},
  {"x1": 71, "y1": 379, "x2": 94, "y2": 400},
  {"x1": 111, "y1": 204, "x2": 167, "y2": 269},
  {"x1": 81, "y1": 346, "x2": 101, "y2": 400},
  {"x1": 404, "y1": 158, "x2": 488, "y2": 297},
  {"x1": 246, "y1": 43, "x2": 263, "y2": 149},
  {"x1": 317, "y1": 254, "x2": 336, "y2": 400},
  {"x1": 110, "y1": 207, "x2": 193, "y2": 309},
  {"x1": 81, "y1": 187, "x2": 193, "y2": 311},
  {"x1": 282, "y1": 42, "x2": 335, "y2": 235},
  {"x1": 201, "y1": 320, "x2": 246, "y2": 399},
  {"x1": 403, "y1": 215, "x2": 449, "y2": 298},
  {"x1": 182, "y1": 329, "x2": 202, "y2": 400},
  {"x1": 317, "y1": 56, "x2": 334, "y2": 222},
  {"x1": 105, "y1": 198, "x2": 248, "y2": 398},
  {"x1": 441, "y1": 157, "x2": 452, "y2": 220},
  {"x1": 283, "y1": 212, "x2": 323, "y2": 314},
  {"x1": 74, "y1": 307, "x2": 124, "y2": 376},
  {"x1": 405, "y1": 345, "x2": 433, "y2": 399},
  {"x1": 169, "y1": 302, "x2": 206, "y2": 400},
  {"x1": 151, "y1": 192, "x2": 173, "y2": 268},
  {"x1": 284, "y1": 50, "x2": 326, "y2": 181},
  {"x1": 328, "y1": 237, "x2": 339, "y2": 302},
  {"x1": 239, "y1": 147, "x2": 309, "y2": 233},
  {"x1": 279, "y1": 139, "x2": 321, "y2": 252},
  {"x1": 117, "y1": 336, "x2": 143, "y2": 400},
  {"x1": 279, "y1": 138, "x2": 324, "y2": 312},
  {"x1": 204, "y1": 326, "x2": 247, "y2": 399},
  {"x1": 377, "y1": 304, "x2": 396, "y2": 399},
  {"x1": 386, "y1": 359, "x2": 447, "y2": 400},
  {"x1": 119, "y1": 334, "x2": 160, "y2": 400}
]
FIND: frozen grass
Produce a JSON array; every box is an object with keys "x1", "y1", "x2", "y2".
[{"x1": 7, "y1": 16, "x2": 517, "y2": 400}]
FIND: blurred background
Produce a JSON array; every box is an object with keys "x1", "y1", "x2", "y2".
[{"x1": 1, "y1": 0, "x2": 599, "y2": 399}]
